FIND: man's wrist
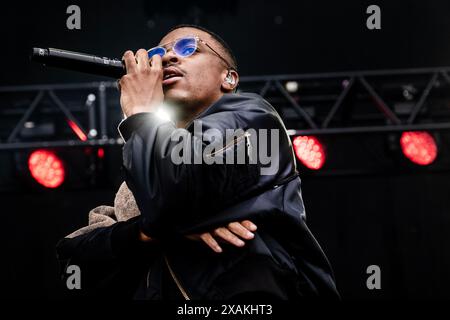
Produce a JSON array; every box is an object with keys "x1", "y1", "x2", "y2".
[{"x1": 126, "y1": 107, "x2": 152, "y2": 117}]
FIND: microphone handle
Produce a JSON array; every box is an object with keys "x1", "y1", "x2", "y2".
[{"x1": 31, "y1": 47, "x2": 126, "y2": 78}]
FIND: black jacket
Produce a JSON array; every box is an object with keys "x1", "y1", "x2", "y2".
[{"x1": 56, "y1": 92, "x2": 339, "y2": 300}]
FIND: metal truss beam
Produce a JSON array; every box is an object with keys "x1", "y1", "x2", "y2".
[{"x1": 1, "y1": 66, "x2": 450, "y2": 151}]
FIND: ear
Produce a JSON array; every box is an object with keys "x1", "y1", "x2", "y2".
[{"x1": 221, "y1": 69, "x2": 239, "y2": 93}]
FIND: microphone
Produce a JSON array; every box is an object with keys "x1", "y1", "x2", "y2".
[{"x1": 30, "y1": 47, "x2": 126, "y2": 78}]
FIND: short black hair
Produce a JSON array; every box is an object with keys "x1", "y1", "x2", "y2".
[{"x1": 166, "y1": 24, "x2": 238, "y2": 71}]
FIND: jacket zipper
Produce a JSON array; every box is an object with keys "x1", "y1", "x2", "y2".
[
  {"x1": 164, "y1": 255, "x2": 191, "y2": 300},
  {"x1": 205, "y1": 131, "x2": 251, "y2": 158}
]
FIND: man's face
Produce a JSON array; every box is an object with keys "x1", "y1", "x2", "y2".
[{"x1": 156, "y1": 28, "x2": 230, "y2": 115}]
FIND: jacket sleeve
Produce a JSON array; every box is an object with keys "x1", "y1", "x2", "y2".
[
  {"x1": 56, "y1": 216, "x2": 158, "y2": 298},
  {"x1": 118, "y1": 102, "x2": 282, "y2": 238}
]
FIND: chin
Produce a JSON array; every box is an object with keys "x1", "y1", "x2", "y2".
[{"x1": 164, "y1": 89, "x2": 191, "y2": 105}]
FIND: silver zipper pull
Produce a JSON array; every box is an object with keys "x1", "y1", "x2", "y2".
[{"x1": 245, "y1": 131, "x2": 253, "y2": 163}]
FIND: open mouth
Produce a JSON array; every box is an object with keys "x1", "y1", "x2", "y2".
[
  {"x1": 163, "y1": 67, "x2": 183, "y2": 85},
  {"x1": 163, "y1": 73, "x2": 182, "y2": 80}
]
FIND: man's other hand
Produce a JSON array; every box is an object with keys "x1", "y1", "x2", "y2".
[{"x1": 185, "y1": 220, "x2": 258, "y2": 253}]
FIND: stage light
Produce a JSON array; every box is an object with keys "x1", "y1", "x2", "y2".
[
  {"x1": 400, "y1": 131, "x2": 437, "y2": 166},
  {"x1": 88, "y1": 129, "x2": 98, "y2": 138},
  {"x1": 28, "y1": 150, "x2": 65, "y2": 188},
  {"x1": 86, "y1": 93, "x2": 96, "y2": 104},
  {"x1": 67, "y1": 120, "x2": 87, "y2": 141},
  {"x1": 285, "y1": 81, "x2": 299, "y2": 93},
  {"x1": 97, "y1": 148, "x2": 105, "y2": 159},
  {"x1": 24, "y1": 121, "x2": 35, "y2": 129},
  {"x1": 293, "y1": 136, "x2": 326, "y2": 170},
  {"x1": 401, "y1": 84, "x2": 417, "y2": 101}
]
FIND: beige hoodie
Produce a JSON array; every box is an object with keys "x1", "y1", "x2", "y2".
[{"x1": 66, "y1": 182, "x2": 140, "y2": 238}]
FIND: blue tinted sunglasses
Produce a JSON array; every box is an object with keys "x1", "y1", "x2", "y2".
[{"x1": 147, "y1": 36, "x2": 233, "y2": 69}]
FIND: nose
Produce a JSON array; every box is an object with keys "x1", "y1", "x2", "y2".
[{"x1": 162, "y1": 49, "x2": 179, "y2": 67}]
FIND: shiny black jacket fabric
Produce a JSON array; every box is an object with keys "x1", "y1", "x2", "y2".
[{"x1": 56, "y1": 92, "x2": 339, "y2": 300}]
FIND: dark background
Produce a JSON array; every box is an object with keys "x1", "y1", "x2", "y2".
[{"x1": 1, "y1": 0, "x2": 450, "y2": 299}]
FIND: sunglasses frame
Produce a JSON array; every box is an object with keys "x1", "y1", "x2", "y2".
[{"x1": 147, "y1": 36, "x2": 234, "y2": 70}]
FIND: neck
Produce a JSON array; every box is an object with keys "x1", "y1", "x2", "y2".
[
  {"x1": 175, "y1": 106, "x2": 207, "y2": 128},
  {"x1": 176, "y1": 118, "x2": 191, "y2": 129},
  {"x1": 174, "y1": 92, "x2": 225, "y2": 128}
]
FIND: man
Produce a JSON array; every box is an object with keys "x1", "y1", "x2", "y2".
[{"x1": 57, "y1": 24, "x2": 339, "y2": 300}]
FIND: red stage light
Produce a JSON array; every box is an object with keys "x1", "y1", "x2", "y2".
[
  {"x1": 28, "y1": 150, "x2": 65, "y2": 188},
  {"x1": 97, "y1": 148, "x2": 105, "y2": 159},
  {"x1": 67, "y1": 120, "x2": 87, "y2": 141},
  {"x1": 293, "y1": 136, "x2": 326, "y2": 170},
  {"x1": 400, "y1": 131, "x2": 437, "y2": 166}
]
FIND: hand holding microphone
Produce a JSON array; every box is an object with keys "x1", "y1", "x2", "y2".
[
  {"x1": 30, "y1": 47, "x2": 126, "y2": 78},
  {"x1": 31, "y1": 47, "x2": 165, "y2": 117},
  {"x1": 118, "y1": 50, "x2": 164, "y2": 117}
]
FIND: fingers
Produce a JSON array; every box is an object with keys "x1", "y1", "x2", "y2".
[
  {"x1": 200, "y1": 233, "x2": 222, "y2": 253},
  {"x1": 150, "y1": 53, "x2": 162, "y2": 70},
  {"x1": 185, "y1": 233, "x2": 223, "y2": 253},
  {"x1": 186, "y1": 220, "x2": 259, "y2": 253},
  {"x1": 227, "y1": 222, "x2": 255, "y2": 240},
  {"x1": 150, "y1": 54, "x2": 163, "y2": 82},
  {"x1": 214, "y1": 227, "x2": 245, "y2": 247},
  {"x1": 185, "y1": 234, "x2": 200, "y2": 241},
  {"x1": 135, "y1": 49, "x2": 149, "y2": 71},
  {"x1": 241, "y1": 220, "x2": 257, "y2": 232},
  {"x1": 138, "y1": 229, "x2": 153, "y2": 242},
  {"x1": 122, "y1": 50, "x2": 137, "y2": 74},
  {"x1": 122, "y1": 49, "x2": 158, "y2": 73}
]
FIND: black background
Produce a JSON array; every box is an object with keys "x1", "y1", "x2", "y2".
[{"x1": 0, "y1": 0, "x2": 450, "y2": 299}]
